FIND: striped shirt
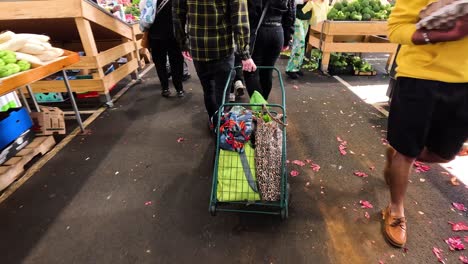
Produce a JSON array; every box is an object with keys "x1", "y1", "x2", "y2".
[{"x1": 173, "y1": 0, "x2": 251, "y2": 62}]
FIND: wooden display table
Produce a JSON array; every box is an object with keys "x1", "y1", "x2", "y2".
[
  {"x1": 0, "y1": 0, "x2": 140, "y2": 105},
  {"x1": 0, "y1": 51, "x2": 85, "y2": 132},
  {"x1": 308, "y1": 21, "x2": 398, "y2": 73},
  {"x1": 131, "y1": 23, "x2": 152, "y2": 67}
]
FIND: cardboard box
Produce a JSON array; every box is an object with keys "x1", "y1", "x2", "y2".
[{"x1": 30, "y1": 106, "x2": 66, "y2": 135}]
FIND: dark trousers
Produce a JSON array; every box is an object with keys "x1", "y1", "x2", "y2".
[
  {"x1": 150, "y1": 37, "x2": 184, "y2": 91},
  {"x1": 193, "y1": 54, "x2": 234, "y2": 118},
  {"x1": 244, "y1": 25, "x2": 284, "y2": 100}
]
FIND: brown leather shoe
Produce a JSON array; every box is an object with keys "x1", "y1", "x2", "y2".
[
  {"x1": 384, "y1": 147, "x2": 396, "y2": 185},
  {"x1": 382, "y1": 206, "x2": 407, "y2": 247}
]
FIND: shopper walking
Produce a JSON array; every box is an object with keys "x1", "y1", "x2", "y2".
[
  {"x1": 383, "y1": 2, "x2": 468, "y2": 248},
  {"x1": 243, "y1": 0, "x2": 295, "y2": 100},
  {"x1": 148, "y1": 0, "x2": 185, "y2": 97},
  {"x1": 285, "y1": 0, "x2": 311, "y2": 79},
  {"x1": 173, "y1": 0, "x2": 256, "y2": 128}
]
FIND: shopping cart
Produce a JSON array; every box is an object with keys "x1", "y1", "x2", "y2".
[{"x1": 209, "y1": 66, "x2": 289, "y2": 219}]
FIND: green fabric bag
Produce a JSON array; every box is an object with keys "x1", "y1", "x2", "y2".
[
  {"x1": 249, "y1": 91, "x2": 268, "y2": 111},
  {"x1": 249, "y1": 90, "x2": 271, "y2": 122},
  {"x1": 217, "y1": 144, "x2": 260, "y2": 202}
]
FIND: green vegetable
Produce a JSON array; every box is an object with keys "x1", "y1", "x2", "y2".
[
  {"x1": 336, "y1": 11, "x2": 347, "y2": 20},
  {"x1": 0, "y1": 59, "x2": 4, "y2": 67},
  {"x1": 351, "y1": 11, "x2": 363, "y2": 21},
  {"x1": 327, "y1": 8, "x2": 339, "y2": 20},
  {"x1": 362, "y1": 13, "x2": 372, "y2": 20},
  {"x1": 6, "y1": 63, "x2": 20, "y2": 74},
  {"x1": 334, "y1": 2, "x2": 343, "y2": 10},
  {"x1": 0, "y1": 50, "x2": 15, "y2": 59},
  {"x1": 17, "y1": 60, "x2": 31, "y2": 71},
  {"x1": 1, "y1": 54, "x2": 16, "y2": 64},
  {"x1": 0, "y1": 66, "x2": 13, "y2": 78},
  {"x1": 359, "y1": 61, "x2": 373, "y2": 72}
]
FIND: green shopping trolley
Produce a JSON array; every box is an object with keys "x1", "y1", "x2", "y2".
[{"x1": 209, "y1": 66, "x2": 289, "y2": 219}]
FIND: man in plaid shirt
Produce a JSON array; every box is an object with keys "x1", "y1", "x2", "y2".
[{"x1": 173, "y1": 0, "x2": 256, "y2": 128}]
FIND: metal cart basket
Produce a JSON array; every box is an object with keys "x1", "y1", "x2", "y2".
[{"x1": 209, "y1": 66, "x2": 289, "y2": 219}]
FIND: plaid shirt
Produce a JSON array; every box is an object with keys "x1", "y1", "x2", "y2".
[{"x1": 173, "y1": 0, "x2": 251, "y2": 62}]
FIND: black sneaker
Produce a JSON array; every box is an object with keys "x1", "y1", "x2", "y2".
[
  {"x1": 296, "y1": 70, "x2": 304, "y2": 76},
  {"x1": 177, "y1": 90, "x2": 185, "y2": 98},
  {"x1": 286, "y1": 71, "x2": 298, "y2": 79},
  {"x1": 161, "y1": 89, "x2": 171, "y2": 97}
]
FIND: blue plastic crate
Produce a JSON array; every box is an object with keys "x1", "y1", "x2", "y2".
[{"x1": 0, "y1": 108, "x2": 33, "y2": 151}]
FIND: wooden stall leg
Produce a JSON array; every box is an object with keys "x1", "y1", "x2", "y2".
[{"x1": 320, "y1": 35, "x2": 334, "y2": 74}]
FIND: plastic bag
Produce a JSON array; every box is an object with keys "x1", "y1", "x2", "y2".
[{"x1": 139, "y1": 0, "x2": 157, "y2": 32}]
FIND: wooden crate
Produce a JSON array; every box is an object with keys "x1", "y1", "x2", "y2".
[
  {"x1": 0, "y1": 136, "x2": 56, "y2": 192},
  {"x1": 0, "y1": 0, "x2": 140, "y2": 103},
  {"x1": 308, "y1": 21, "x2": 398, "y2": 73}
]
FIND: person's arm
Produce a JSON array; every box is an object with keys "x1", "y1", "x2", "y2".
[
  {"x1": 388, "y1": 0, "x2": 468, "y2": 45},
  {"x1": 412, "y1": 15, "x2": 468, "y2": 44},
  {"x1": 173, "y1": 0, "x2": 189, "y2": 51},
  {"x1": 282, "y1": 0, "x2": 296, "y2": 48},
  {"x1": 230, "y1": 0, "x2": 251, "y2": 60}
]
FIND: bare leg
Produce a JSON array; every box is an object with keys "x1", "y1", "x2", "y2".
[{"x1": 388, "y1": 151, "x2": 415, "y2": 217}]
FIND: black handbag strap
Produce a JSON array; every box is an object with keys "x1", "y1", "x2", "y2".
[
  {"x1": 156, "y1": 0, "x2": 170, "y2": 16},
  {"x1": 251, "y1": 1, "x2": 271, "y2": 55}
]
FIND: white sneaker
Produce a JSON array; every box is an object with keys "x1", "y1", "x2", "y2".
[
  {"x1": 229, "y1": 93, "x2": 236, "y2": 102},
  {"x1": 234, "y1": 80, "x2": 245, "y2": 97}
]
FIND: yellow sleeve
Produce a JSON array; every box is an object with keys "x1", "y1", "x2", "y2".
[
  {"x1": 302, "y1": 1, "x2": 313, "y2": 13},
  {"x1": 388, "y1": 0, "x2": 427, "y2": 45}
]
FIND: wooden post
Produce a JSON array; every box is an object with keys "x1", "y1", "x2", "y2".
[
  {"x1": 75, "y1": 17, "x2": 110, "y2": 103},
  {"x1": 320, "y1": 35, "x2": 334, "y2": 73}
]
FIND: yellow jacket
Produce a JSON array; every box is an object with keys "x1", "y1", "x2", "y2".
[
  {"x1": 302, "y1": 0, "x2": 329, "y2": 26},
  {"x1": 388, "y1": 0, "x2": 468, "y2": 83}
]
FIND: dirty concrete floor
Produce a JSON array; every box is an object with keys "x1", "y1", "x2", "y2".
[{"x1": 0, "y1": 59, "x2": 467, "y2": 264}]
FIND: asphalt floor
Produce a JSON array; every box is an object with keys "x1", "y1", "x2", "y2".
[{"x1": 0, "y1": 57, "x2": 467, "y2": 264}]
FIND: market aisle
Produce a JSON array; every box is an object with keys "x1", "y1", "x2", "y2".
[{"x1": 0, "y1": 59, "x2": 466, "y2": 264}]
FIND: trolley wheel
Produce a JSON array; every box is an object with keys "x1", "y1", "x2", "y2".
[{"x1": 209, "y1": 205, "x2": 216, "y2": 216}]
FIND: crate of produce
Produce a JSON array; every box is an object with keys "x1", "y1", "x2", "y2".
[{"x1": 308, "y1": 0, "x2": 398, "y2": 73}]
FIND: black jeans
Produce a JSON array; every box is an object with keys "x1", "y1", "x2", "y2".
[
  {"x1": 193, "y1": 54, "x2": 234, "y2": 118},
  {"x1": 150, "y1": 37, "x2": 184, "y2": 92},
  {"x1": 244, "y1": 25, "x2": 284, "y2": 100}
]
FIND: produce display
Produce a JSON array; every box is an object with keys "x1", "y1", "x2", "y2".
[
  {"x1": 0, "y1": 31, "x2": 66, "y2": 78},
  {"x1": 327, "y1": 0, "x2": 393, "y2": 21},
  {"x1": 330, "y1": 53, "x2": 375, "y2": 73},
  {"x1": 0, "y1": 51, "x2": 31, "y2": 78}
]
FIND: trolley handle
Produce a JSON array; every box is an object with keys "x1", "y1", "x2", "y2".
[{"x1": 221, "y1": 66, "x2": 287, "y2": 108}]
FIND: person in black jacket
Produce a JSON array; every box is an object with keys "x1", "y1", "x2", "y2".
[
  {"x1": 244, "y1": 0, "x2": 295, "y2": 100},
  {"x1": 149, "y1": 0, "x2": 185, "y2": 97}
]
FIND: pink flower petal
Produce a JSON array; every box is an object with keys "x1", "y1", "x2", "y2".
[
  {"x1": 337, "y1": 137, "x2": 343, "y2": 142},
  {"x1": 452, "y1": 202, "x2": 467, "y2": 212},
  {"x1": 354, "y1": 171, "x2": 369, "y2": 178},
  {"x1": 310, "y1": 163, "x2": 321, "y2": 172},
  {"x1": 290, "y1": 170, "x2": 299, "y2": 177},
  {"x1": 432, "y1": 247, "x2": 446, "y2": 264},
  {"x1": 286, "y1": 160, "x2": 290, "y2": 164},
  {"x1": 293, "y1": 85, "x2": 299, "y2": 90},
  {"x1": 445, "y1": 237, "x2": 466, "y2": 251},
  {"x1": 145, "y1": 201, "x2": 153, "y2": 206},
  {"x1": 292, "y1": 160, "x2": 306, "y2": 167},
  {"x1": 360, "y1": 200, "x2": 374, "y2": 209},
  {"x1": 460, "y1": 255, "x2": 468, "y2": 264},
  {"x1": 414, "y1": 161, "x2": 430, "y2": 173},
  {"x1": 364, "y1": 211, "x2": 370, "y2": 219},
  {"x1": 305, "y1": 159, "x2": 312, "y2": 164},
  {"x1": 449, "y1": 222, "x2": 468, "y2": 232},
  {"x1": 177, "y1": 137, "x2": 185, "y2": 143}
]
